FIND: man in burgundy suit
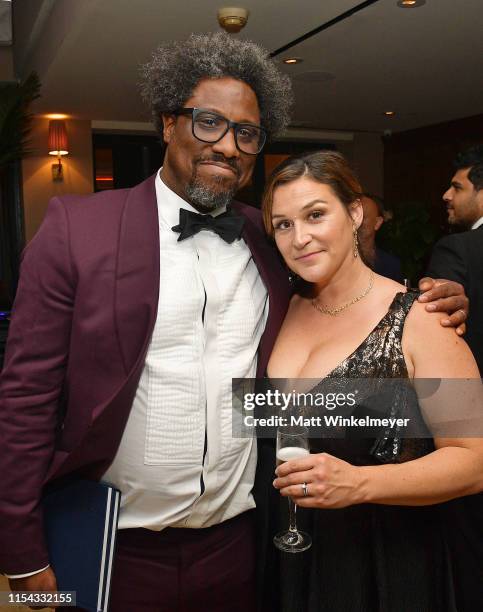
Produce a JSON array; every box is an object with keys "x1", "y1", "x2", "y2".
[
  {"x1": 0, "y1": 32, "x2": 295, "y2": 612},
  {"x1": 0, "y1": 32, "x2": 469, "y2": 611}
]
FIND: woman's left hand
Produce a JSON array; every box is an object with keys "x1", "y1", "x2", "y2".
[{"x1": 273, "y1": 452, "x2": 366, "y2": 509}]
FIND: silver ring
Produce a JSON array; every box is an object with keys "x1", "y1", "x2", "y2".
[
  {"x1": 459, "y1": 309, "x2": 466, "y2": 317},
  {"x1": 301, "y1": 482, "x2": 309, "y2": 497}
]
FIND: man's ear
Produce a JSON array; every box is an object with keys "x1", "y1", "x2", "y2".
[
  {"x1": 350, "y1": 199, "x2": 364, "y2": 229},
  {"x1": 161, "y1": 114, "x2": 176, "y2": 145},
  {"x1": 374, "y1": 216, "x2": 384, "y2": 232}
]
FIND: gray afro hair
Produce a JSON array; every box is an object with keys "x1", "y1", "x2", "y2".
[{"x1": 140, "y1": 32, "x2": 293, "y2": 139}]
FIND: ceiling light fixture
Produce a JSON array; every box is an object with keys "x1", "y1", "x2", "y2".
[
  {"x1": 217, "y1": 7, "x2": 249, "y2": 33},
  {"x1": 384, "y1": 111, "x2": 395, "y2": 116},
  {"x1": 397, "y1": 0, "x2": 426, "y2": 7},
  {"x1": 283, "y1": 58, "x2": 303, "y2": 65}
]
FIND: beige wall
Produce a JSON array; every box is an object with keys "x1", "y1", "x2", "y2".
[{"x1": 22, "y1": 117, "x2": 94, "y2": 242}]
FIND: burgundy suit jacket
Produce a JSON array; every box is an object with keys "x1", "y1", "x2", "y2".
[{"x1": 0, "y1": 175, "x2": 291, "y2": 574}]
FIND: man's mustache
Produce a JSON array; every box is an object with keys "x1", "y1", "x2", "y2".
[{"x1": 195, "y1": 154, "x2": 241, "y2": 178}]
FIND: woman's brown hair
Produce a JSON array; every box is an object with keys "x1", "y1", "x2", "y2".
[{"x1": 262, "y1": 150, "x2": 363, "y2": 235}]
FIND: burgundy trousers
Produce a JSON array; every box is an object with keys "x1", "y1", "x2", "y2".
[{"x1": 96, "y1": 511, "x2": 256, "y2": 612}]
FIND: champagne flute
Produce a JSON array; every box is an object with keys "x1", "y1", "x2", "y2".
[{"x1": 273, "y1": 425, "x2": 312, "y2": 553}]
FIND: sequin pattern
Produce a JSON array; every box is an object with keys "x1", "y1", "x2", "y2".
[{"x1": 310, "y1": 291, "x2": 434, "y2": 464}]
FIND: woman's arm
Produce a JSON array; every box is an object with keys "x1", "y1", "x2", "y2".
[{"x1": 273, "y1": 302, "x2": 483, "y2": 508}]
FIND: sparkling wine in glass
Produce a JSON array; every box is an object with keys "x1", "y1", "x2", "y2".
[{"x1": 273, "y1": 425, "x2": 312, "y2": 553}]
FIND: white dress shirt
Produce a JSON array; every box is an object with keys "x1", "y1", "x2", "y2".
[
  {"x1": 471, "y1": 216, "x2": 483, "y2": 230},
  {"x1": 103, "y1": 170, "x2": 268, "y2": 530}
]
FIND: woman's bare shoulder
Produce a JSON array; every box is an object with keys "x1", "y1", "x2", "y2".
[
  {"x1": 403, "y1": 299, "x2": 480, "y2": 378},
  {"x1": 374, "y1": 273, "x2": 406, "y2": 295}
]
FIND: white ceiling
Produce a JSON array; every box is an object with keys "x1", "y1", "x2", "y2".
[{"x1": 13, "y1": 0, "x2": 483, "y2": 134}]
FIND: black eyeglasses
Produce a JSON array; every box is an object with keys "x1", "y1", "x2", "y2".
[{"x1": 174, "y1": 107, "x2": 266, "y2": 155}]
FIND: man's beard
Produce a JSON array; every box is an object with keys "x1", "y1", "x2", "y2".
[
  {"x1": 186, "y1": 156, "x2": 241, "y2": 213},
  {"x1": 448, "y1": 195, "x2": 479, "y2": 229},
  {"x1": 448, "y1": 213, "x2": 473, "y2": 230}
]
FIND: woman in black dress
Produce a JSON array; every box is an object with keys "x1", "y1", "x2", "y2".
[{"x1": 254, "y1": 151, "x2": 483, "y2": 611}]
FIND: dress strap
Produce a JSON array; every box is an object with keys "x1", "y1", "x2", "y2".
[{"x1": 385, "y1": 291, "x2": 420, "y2": 342}]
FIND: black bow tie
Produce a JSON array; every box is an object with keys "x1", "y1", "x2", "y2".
[{"x1": 171, "y1": 208, "x2": 245, "y2": 244}]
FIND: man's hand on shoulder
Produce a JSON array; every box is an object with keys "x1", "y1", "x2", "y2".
[
  {"x1": 417, "y1": 277, "x2": 468, "y2": 336},
  {"x1": 8, "y1": 566, "x2": 58, "y2": 609}
]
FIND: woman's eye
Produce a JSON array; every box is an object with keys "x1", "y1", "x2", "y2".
[
  {"x1": 309, "y1": 210, "x2": 324, "y2": 220},
  {"x1": 274, "y1": 220, "x2": 291, "y2": 230}
]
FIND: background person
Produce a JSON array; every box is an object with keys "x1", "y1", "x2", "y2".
[
  {"x1": 426, "y1": 143, "x2": 483, "y2": 612},
  {"x1": 427, "y1": 144, "x2": 483, "y2": 371},
  {"x1": 359, "y1": 193, "x2": 403, "y2": 282}
]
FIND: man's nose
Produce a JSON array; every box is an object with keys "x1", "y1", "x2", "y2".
[
  {"x1": 211, "y1": 128, "x2": 239, "y2": 158},
  {"x1": 443, "y1": 187, "x2": 452, "y2": 202}
]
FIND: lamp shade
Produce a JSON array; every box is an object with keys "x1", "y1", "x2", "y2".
[{"x1": 48, "y1": 120, "x2": 69, "y2": 156}]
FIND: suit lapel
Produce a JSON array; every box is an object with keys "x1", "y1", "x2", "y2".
[
  {"x1": 115, "y1": 175, "x2": 160, "y2": 376},
  {"x1": 234, "y1": 203, "x2": 291, "y2": 376},
  {"x1": 114, "y1": 187, "x2": 289, "y2": 380},
  {"x1": 48, "y1": 176, "x2": 160, "y2": 480}
]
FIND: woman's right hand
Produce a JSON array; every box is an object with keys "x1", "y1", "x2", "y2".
[{"x1": 274, "y1": 451, "x2": 367, "y2": 509}]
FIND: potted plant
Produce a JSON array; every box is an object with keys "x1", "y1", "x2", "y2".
[
  {"x1": 0, "y1": 72, "x2": 41, "y2": 366},
  {"x1": 378, "y1": 199, "x2": 441, "y2": 284}
]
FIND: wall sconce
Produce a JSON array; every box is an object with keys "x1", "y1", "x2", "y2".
[{"x1": 48, "y1": 120, "x2": 69, "y2": 180}]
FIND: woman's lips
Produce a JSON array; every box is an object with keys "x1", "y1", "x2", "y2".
[{"x1": 295, "y1": 251, "x2": 322, "y2": 261}]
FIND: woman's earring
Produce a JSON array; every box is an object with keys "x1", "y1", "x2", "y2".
[
  {"x1": 352, "y1": 224, "x2": 359, "y2": 258},
  {"x1": 286, "y1": 266, "x2": 299, "y2": 284}
]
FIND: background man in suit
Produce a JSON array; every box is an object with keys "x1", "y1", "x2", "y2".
[
  {"x1": 428, "y1": 144, "x2": 483, "y2": 369},
  {"x1": 427, "y1": 144, "x2": 483, "y2": 611},
  {"x1": 0, "y1": 32, "x2": 469, "y2": 612},
  {"x1": 360, "y1": 193, "x2": 403, "y2": 282}
]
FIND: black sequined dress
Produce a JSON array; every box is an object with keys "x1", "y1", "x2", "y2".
[{"x1": 254, "y1": 292, "x2": 456, "y2": 612}]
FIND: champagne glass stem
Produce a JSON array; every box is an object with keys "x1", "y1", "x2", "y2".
[
  {"x1": 288, "y1": 498, "x2": 298, "y2": 532},
  {"x1": 273, "y1": 425, "x2": 312, "y2": 552}
]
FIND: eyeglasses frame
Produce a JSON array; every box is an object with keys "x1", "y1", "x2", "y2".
[{"x1": 173, "y1": 107, "x2": 267, "y2": 155}]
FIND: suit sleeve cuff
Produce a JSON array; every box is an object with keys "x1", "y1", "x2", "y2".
[{"x1": 4, "y1": 565, "x2": 50, "y2": 579}]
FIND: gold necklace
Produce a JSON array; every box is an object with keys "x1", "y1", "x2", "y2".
[{"x1": 311, "y1": 270, "x2": 375, "y2": 316}]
